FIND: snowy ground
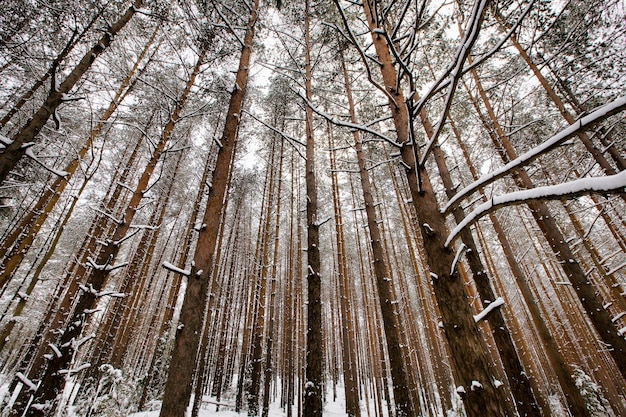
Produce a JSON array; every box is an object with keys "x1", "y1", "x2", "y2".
[{"x1": 130, "y1": 385, "x2": 385, "y2": 417}]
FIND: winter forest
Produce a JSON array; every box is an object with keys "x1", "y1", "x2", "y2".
[{"x1": 0, "y1": 0, "x2": 625, "y2": 416}]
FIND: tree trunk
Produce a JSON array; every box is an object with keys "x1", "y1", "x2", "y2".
[
  {"x1": 450, "y1": 115, "x2": 590, "y2": 416},
  {"x1": 0, "y1": 0, "x2": 144, "y2": 185},
  {"x1": 303, "y1": 1, "x2": 323, "y2": 415},
  {"x1": 359, "y1": 1, "x2": 512, "y2": 414},
  {"x1": 158, "y1": 1, "x2": 259, "y2": 415},
  {"x1": 327, "y1": 112, "x2": 360, "y2": 417},
  {"x1": 467, "y1": 65, "x2": 626, "y2": 383},
  {"x1": 340, "y1": 53, "x2": 416, "y2": 417}
]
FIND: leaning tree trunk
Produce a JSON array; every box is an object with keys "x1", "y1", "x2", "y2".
[
  {"x1": 340, "y1": 53, "x2": 417, "y2": 417},
  {"x1": 18, "y1": 45, "x2": 206, "y2": 417},
  {"x1": 158, "y1": 1, "x2": 259, "y2": 415},
  {"x1": 0, "y1": 0, "x2": 143, "y2": 185},
  {"x1": 0, "y1": 7, "x2": 106, "y2": 128},
  {"x1": 358, "y1": 1, "x2": 512, "y2": 415},
  {"x1": 0, "y1": 23, "x2": 159, "y2": 292},
  {"x1": 466, "y1": 66, "x2": 626, "y2": 382},
  {"x1": 450, "y1": 114, "x2": 591, "y2": 416}
]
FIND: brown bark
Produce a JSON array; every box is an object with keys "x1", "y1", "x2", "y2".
[
  {"x1": 340, "y1": 54, "x2": 416, "y2": 417},
  {"x1": 248, "y1": 139, "x2": 279, "y2": 416},
  {"x1": 466, "y1": 66, "x2": 626, "y2": 382},
  {"x1": 450, "y1": 116, "x2": 590, "y2": 416},
  {"x1": 327, "y1": 113, "x2": 360, "y2": 417},
  {"x1": 262, "y1": 141, "x2": 284, "y2": 417},
  {"x1": 158, "y1": 1, "x2": 259, "y2": 414},
  {"x1": 359, "y1": 1, "x2": 511, "y2": 415},
  {"x1": 0, "y1": 0, "x2": 144, "y2": 185},
  {"x1": 429, "y1": 129, "x2": 540, "y2": 415},
  {"x1": 303, "y1": 1, "x2": 323, "y2": 415}
]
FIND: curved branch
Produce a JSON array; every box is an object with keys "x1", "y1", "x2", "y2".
[
  {"x1": 443, "y1": 95, "x2": 626, "y2": 213},
  {"x1": 445, "y1": 171, "x2": 626, "y2": 247}
]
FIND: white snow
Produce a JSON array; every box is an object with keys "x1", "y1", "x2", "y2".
[
  {"x1": 48, "y1": 343, "x2": 62, "y2": 358},
  {"x1": 612, "y1": 312, "x2": 626, "y2": 323},
  {"x1": 16, "y1": 372, "x2": 38, "y2": 392},
  {"x1": 470, "y1": 380, "x2": 483, "y2": 391},
  {"x1": 127, "y1": 381, "x2": 390, "y2": 417},
  {"x1": 162, "y1": 261, "x2": 191, "y2": 276},
  {"x1": 445, "y1": 171, "x2": 626, "y2": 247},
  {"x1": 24, "y1": 147, "x2": 69, "y2": 177},
  {"x1": 450, "y1": 243, "x2": 467, "y2": 276},
  {"x1": 473, "y1": 297, "x2": 505, "y2": 323}
]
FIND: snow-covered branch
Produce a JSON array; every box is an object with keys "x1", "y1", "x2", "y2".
[
  {"x1": 24, "y1": 147, "x2": 69, "y2": 178},
  {"x1": 474, "y1": 297, "x2": 505, "y2": 323},
  {"x1": 445, "y1": 171, "x2": 626, "y2": 247},
  {"x1": 162, "y1": 261, "x2": 191, "y2": 276},
  {"x1": 294, "y1": 89, "x2": 401, "y2": 148},
  {"x1": 443, "y1": 96, "x2": 626, "y2": 213}
]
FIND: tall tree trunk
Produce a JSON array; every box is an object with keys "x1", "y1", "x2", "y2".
[
  {"x1": 466, "y1": 66, "x2": 626, "y2": 382},
  {"x1": 158, "y1": 1, "x2": 259, "y2": 415},
  {"x1": 303, "y1": 1, "x2": 323, "y2": 415},
  {"x1": 450, "y1": 115, "x2": 590, "y2": 416},
  {"x1": 326, "y1": 114, "x2": 360, "y2": 417},
  {"x1": 340, "y1": 53, "x2": 416, "y2": 417},
  {"x1": 249, "y1": 139, "x2": 279, "y2": 416},
  {"x1": 262, "y1": 140, "x2": 284, "y2": 417},
  {"x1": 358, "y1": 1, "x2": 511, "y2": 415},
  {"x1": 0, "y1": 0, "x2": 144, "y2": 185}
]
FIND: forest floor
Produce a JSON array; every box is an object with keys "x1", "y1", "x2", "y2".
[{"x1": 129, "y1": 384, "x2": 383, "y2": 417}]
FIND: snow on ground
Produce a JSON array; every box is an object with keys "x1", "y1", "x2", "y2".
[{"x1": 130, "y1": 383, "x2": 383, "y2": 417}]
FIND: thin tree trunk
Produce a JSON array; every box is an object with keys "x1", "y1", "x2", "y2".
[
  {"x1": 158, "y1": 2, "x2": 259, "y2": 414},
  {"x1": 0, "y1": 7, "x2": 106, "y2": 128},
  {"x1": 340, "y1": 53, "x2": 416, "y2": 417},
  {"x1": 326, "y1": 113, "x2": 360, "y2": 417},
  {"x1": 262, "y1": 140, "x2": 284, "y2": 417},
  {"x1": 493, "y1": 9, "x2": 623, "y2": 177},
  {"x1": 303, "y1": 1, "x2": 323, "y2": 415}
]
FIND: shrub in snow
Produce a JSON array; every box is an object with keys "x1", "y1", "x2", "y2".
[
  {"x1": 74, "y1": 365, "x2": 139, "y2": 417},
  {"x1": 573, "y1": 368, "x2": 610, "y2": 416}
]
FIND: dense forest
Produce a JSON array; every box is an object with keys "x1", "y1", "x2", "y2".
[{"x1": 0, "y1": 0, "x2": 625, "y2": 416}]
